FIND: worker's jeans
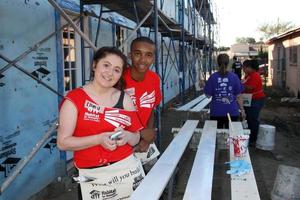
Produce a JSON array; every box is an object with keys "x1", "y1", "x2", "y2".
[{"x1": 244, "y1": 97, "x2": 266, "y2": 143}]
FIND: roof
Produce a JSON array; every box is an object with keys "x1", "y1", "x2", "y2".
[{"x1": 266, "y1": 26, "x2": 300, "y2": 44}]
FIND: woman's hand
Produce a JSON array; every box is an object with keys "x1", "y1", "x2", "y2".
[
  {"x1": 113, "y1": 128, "x2": 140, "y2": 147},
  {"x1": 99, "y1": 132, "x2": 117, "y2": 151},
  {"x1": 114, "y1": 129, "x2": 128, "y2": 147}
]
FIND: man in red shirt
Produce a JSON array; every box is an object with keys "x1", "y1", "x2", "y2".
[{"x1": 124, "y1": 37, "x2": 162, "y2": 153}]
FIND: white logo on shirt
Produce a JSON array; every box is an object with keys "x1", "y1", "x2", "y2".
[
  {"x1": 83, "y1": 100, "x2": 103, "y2": 122},
  {"x1": 104, "y1": 110, "x2": 131, "y2": 128},
  {"x1": 140, "y1": 91, "x2": 155, "y2": 108},
  {"x1": 84, "y1": 100, "x2": 104, "y2": 114}
]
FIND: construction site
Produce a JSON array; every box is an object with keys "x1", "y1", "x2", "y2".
[{"x1": 1, "y1": 1, "x2": 300, "y2": 200}]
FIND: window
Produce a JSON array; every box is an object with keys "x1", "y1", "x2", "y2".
[
  {"x1": 62, "y1": 24, "x2": 82, "y2": 93},
  {"x1": 289, "y1": 45, "x2": 297, "y2": 65},
  {"x1": 116, "y1": 26, "x2": 125, "y2": 53},
  {"x1": 277, "y1": 46, "x2": 281, "y2": 70}
]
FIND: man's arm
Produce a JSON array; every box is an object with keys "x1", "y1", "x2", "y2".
[{"x1": 135, "y1": 110, "x2": 157, "y2": 152}]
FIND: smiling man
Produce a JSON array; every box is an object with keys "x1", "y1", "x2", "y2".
[{"x1": 124, "y1": 37, "x2": 162, "y2": 157}]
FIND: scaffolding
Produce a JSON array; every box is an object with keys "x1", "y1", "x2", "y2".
[
  {"x1": 76, "y1": 0, "x2": 217, "y2": 149},
  {"x1": 0, "y1": 0, "x2": 216, "y2": 196},
  {"x1": 78, "y1": 0, "x2": 216, "y2": 103}
]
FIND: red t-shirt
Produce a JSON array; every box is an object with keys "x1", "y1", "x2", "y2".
[
  {"x1": 124, "y1": 68, "x2": 162, "y2": 127},
  {"x1": 62, "y1": 88, "x2": 143, "y2": 168},
  {"x1": 243, "y1": 71, "x2": 265, "y2": 100}
]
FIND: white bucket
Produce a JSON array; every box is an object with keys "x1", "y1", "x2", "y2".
[
  {"x1": 256, "y1": 124, "x2": 275, "y2": 151},
  {"x1": 271, "y1": 165, "x2": 300, "y2": 200}
]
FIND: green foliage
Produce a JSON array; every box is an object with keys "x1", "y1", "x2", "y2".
[
  {"x1": 258, "y1": 51, "x2": 268, "y2": 59},
  {"x1": 235, "y1": 37, "x2": 256, "y2": 44},
  {"x1": 258, "y1": 18, "x2": 295, "y2": 40},
  {"x1": 218, "y1": 46, "x2": 230, "y2": 51}
]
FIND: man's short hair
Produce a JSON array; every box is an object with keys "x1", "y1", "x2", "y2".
[{"x1": 130, "y1": 37, "x2": 155, "y2": 50}]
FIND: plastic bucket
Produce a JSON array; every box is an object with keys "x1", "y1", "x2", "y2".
[
  {"x1": 228, "y1": 135, "x2": 249, "y2": 157},
  {"x1": 271, "y1": 165, "x2": 300, "y2": 200},
  {"x1": 256, "y1": 124, "x2": 275, "y2": 151}
]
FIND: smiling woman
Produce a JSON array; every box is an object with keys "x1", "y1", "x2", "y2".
[
  {"x1": 57, "y1": 46, "x2": 145, "y2": 200},
  {"x1": 92, "y1": 54, "x2": 123, "y2": 89},
  {"x1": 90, "y1": 47, "x2": 127, "y2": 90}
]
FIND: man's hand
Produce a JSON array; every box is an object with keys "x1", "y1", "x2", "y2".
[
  {"x1": 140, "y1": 128, "x2": 156, "y2": 143},
  {"x1": 134, "y1": 128, "x2": 156, "y2": 152},
  {"x1": 134, "y1": 139, "x2": 150, "y2": 152}
]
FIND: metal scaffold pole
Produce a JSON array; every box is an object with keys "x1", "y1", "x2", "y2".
[
  {"x1": 180, "y1": 0, "x2": 185, "y2": 104},
  {"x1": 0, "y1": 16, "x2": 80, "y2": 75},
  {"x1": 48, "y1": 0, "x2": 97, "y2": 51},
  {"x1": 0, "y1": 122, "x2": 58, "y2": 194}
]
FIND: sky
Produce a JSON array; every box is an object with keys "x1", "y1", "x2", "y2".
[{"x1": 214, "y1": 0, "x2": 300, "y2": 47}]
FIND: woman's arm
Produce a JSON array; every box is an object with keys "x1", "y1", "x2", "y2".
[
  {"x1": 57, "y1": 99, "x2": 117, "y2": 151},
  {"x1": 237, "y1": 94, "x2": 246, "y2": 120}
]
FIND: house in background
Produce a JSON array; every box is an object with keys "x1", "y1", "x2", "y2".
[
  {"x1": 267, "y1": 27, "x2": 300, "y2": 97},
  {"x1": 229, "y1": 43, "x2": 258, "y2": 59}
]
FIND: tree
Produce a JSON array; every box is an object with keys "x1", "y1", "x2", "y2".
[
  {"x1": 218, "y1": 46, "x2": 230, "y2": 51},
  {"x1": 235, "y1": 37, "x2": 256, "y2": 44},
  {"x1": 258, "y1": 18, "x2": 295, "y2": 40}
]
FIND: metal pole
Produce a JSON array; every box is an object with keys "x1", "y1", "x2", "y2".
[
  {"x1": 118, "y1": 8, "x2": 153, "y2": 50},
  {"x1": 0, "y1": 16, "x2": 80, "y2": 74},
  {"x1": 157, "y1": 15, "x2": 181, "y2": 32},
  {"x1": 208, "y1": 17, "x2": 212, "y2": 74},
  {"x1": 193, "y1": 0, "x2": 197, "y2": 97},
  {"x1": 94, "y1": 5, "x2": 103, "y2": 46},
  {"x1": 161, "y1": 37, "x2": 165, "y2": 109},
  {"x1": 0, "y1": 54, "x2": 63, "y2": 97},
  {"x1": 153, "y1": 0, "x2": 162, "y2": 151},
  {"x1": 180, "y1": 0, "x2": 185, "y2": 104},
  {"x1": 154, "y1": 0, "x2": 159, "y2": 74},
  {"x1": 48, "y1": 0, "x2": 97, "y2": 51},
  {"x1": 80, "y1": 1, "x2": 88, "y2": 85},
  {"x1": 132, "y1": 0, "x2": 141, "y2": 36},
  {"x1": 112, "y1": 19, "x2": 116, "y2": 46},
  {"x1": 0, "y1": 122, "x2": 58, "y2": 194},
  {"x1": 198, "y1": 0, "x2": 205, "y2": 15}
]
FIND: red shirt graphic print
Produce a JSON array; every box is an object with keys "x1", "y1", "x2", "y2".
[
  {"x1": 124, "y1": 68, "x2": 162, "y2": 127},
  {"x1": 62, "y1": 88, "x2": 143, "y2": 168}
]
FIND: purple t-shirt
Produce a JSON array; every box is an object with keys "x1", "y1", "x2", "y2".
[{"x1": 204, "y1": 72, "x2": 243, "y2": 117}]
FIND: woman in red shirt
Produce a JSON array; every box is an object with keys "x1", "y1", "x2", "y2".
[
  {"x1": 242, "y1": 59, "x2": 266, "y2": 146},
  {"x1": 58, "y1": 47, "x2": 144, "y2": 200}
]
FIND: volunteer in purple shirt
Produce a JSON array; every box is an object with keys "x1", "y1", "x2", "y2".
[{"x1": 204, "y1": 53, "x2": 245, "y2": 128}]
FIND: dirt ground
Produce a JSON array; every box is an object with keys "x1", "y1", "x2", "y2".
[
  {"x1": 159, "y1": 87, "x2": 300, "y2": 200},
  {"x1": 250, "y1": 88, "x2": 300, "y2": 200},
  {"x1": 31, "y1": 88, "x2": 300, "y2": 200}
]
